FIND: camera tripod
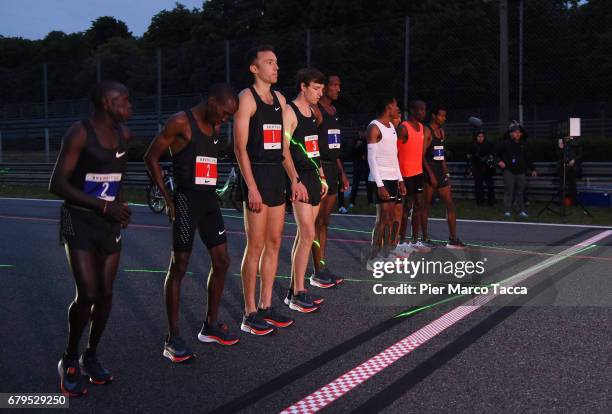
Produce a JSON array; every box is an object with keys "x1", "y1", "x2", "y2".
[{"x1": 538, "y1": 137, "x2": 592, "y2": 218}]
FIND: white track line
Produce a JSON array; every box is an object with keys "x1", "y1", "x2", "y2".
[
  {"x1": 280, "y1": 230, "x2": 612, "y2": 414},
  {"x1": 0, "y1": 197, "x2": 609, "y2": 229}
]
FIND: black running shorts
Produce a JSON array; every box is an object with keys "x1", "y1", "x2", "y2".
[
  {"x1": 425, "y1": 163, "x2": 450, "y2": 189},
  {"x1": 369, "y1": 180, "x2": 403, "y2": 204},
  {"x1": 296, "y1": 169, "x2": 322, "y2": 207},
  {"x1": 321, "y1": 160, "x2": 339, "y2": 196},
  {"x1": 403, "y1": 174, "x2": 424, "y2": 196},
  {"x1": 173, "y1": 190, "x2": 227, "y2": 251},
  {"x1": 60, "y1": 204, "x2": 122, "y2": 254},
  {"x1": 240, "y1": 164, "x2": 286, "y2": 207}
]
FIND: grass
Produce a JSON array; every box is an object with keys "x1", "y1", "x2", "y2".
[{"x1": 2, "y1": 183, "x2": 610, "y2": 226}]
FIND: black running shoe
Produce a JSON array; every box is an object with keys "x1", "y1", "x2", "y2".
[
  {"x1": 258, "y1": 307, "x2": 294, "y2": 328},
  {"x1": 289, "y1": 291, "x2": 320, "y2": 313},
  {"x1": 58, "y1": 357, "x2": 87, "y2": 397},
  {"x1": 285, "y1": 289, "x2": 324, "y2": 305},
  {"x1": 318, "y1": 268, "x2": 344, "y2": 286},
  {"x1": 309, "y1": 270, "x2": 336, "y2": 288},
  {"x1": 241, "y1": 312, "x2": 276, "y2": 336},
  {"x1": 198, "y1": 322, "x2": 239, "y2": 346},
  {"x1": 163, "y1": 336, "x2": 195, "y2": 363},
  {"x1": 446, "y1": 238, "x2": 467, "y2": 249},
  {"x1": 79, "y1": 353, "x2": 113, "y2": 384}
]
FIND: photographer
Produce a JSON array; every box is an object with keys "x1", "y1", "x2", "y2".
[
  {"x1": 497, "y1": 123, "x2": 537, "y2": 217},
  {"x1": 468, "y1": 129, "x2": 496, "y2": 206},
  {"x1": 556, "y1": 137, "x2": 583, "y2": 203}
]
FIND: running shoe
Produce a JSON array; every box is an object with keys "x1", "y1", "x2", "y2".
[
  {"x1": 258, "y1": 307, "x2": 294, "y2": 328},
  {"x1": 240, "y1": 312, "x2": 276, "y2": 336},
  {"x1": 198, "y1": 322, "x2": 239, "y2": 346},
  {"x1": 321, "y1": 267, "x2": 344, "y2": 285},
  {"x1": 163, "y1": 335, "x2": 195, "y2": 363},
  {"x1": 338, "y1": 206, "x2": 348, "y2": 214},
  {"x1": 504, "y1": 211, "x2": 512, "y2": 217},
  {"x1": 446, "y1": 238, "x2": 467, "y2": 249},
  {"x1": 289, "y1": 291, "x2": 320, "y2": 313},
  {"x1": 397, "y1": 242, "x2": 414, "y2": 255},
  {"x1": 309, "y1": 270, "x2": 336, "y2": 288},
  {"x1": 58, "y1": 357, "x2": 87, "y2": 397},
  {"x1": 421, "y1": 239, "x2": 437, "y2": 249},
  {"x1": 285, "y1": 288, "x2": 324, "y2": 305},
  {"x1": 409, "y1": 240, "x2": 432, "y2": 253},
  {"x1": 388, "y1": 245, "x2": 410, "y2": 259},
  {"x1": 519, "y1": 211, "x2": 529, "y2": 218},
  {"x1": 79, "y1": 352, "x2": 113, "y2": 384}
]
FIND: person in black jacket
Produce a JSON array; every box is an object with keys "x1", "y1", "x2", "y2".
[
  {"x1": 349, "y1": 132, "x2": 373, "y2": 207},
  {"x1": 497, "y1": 124, "x2": 537, "y2": 217},
  {"x1": 469, "y1": 129, "x2": 496, "y2": 205},
  {"x1": 556, "y1": 137, "x2": 583, "y2": 203}
]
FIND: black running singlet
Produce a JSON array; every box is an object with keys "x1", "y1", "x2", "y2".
[
  {"x1": 288, "y1": 101, "x2": 320, "y2": 172},
  {"x1": 426, "y1": 126, "x2": 446, "y2": 163},
  {"x1": 317, "y1": 103, "x2": 342, "y2": 162},
  {"x1": 247, "y1": 86, "x2": 283, "y2": 164},
  {"x1": 172, "y1": 109, "x2": 219, "y2": 192},
  {"x1": 69, "y1": 119, "x2": 127, "y2": 202}
]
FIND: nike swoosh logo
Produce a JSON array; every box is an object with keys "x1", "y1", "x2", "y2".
[
  {"x1": 116, "y1": 151, "x2": 126, "y2": 158},
  {"x1": 218, "y1": 229, "x2": 226, "y2": 235},
  {"x1": 213, "y1": 139, "x2": 219, "y2": 144},
  {"x1": 115, "y1": 235, "x2": 122, "y2": 243},
  {"x1": 274, "y1": 107, "x2": 280, "y2": 111}
]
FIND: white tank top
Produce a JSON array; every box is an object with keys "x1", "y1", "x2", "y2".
[{"x1": 368, "y1": 119, "x2": 400, "y2": 181}]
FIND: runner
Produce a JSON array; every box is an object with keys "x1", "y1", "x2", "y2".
[
  {"x1": 50, "y1": 80, "x2": 132, "y2": 396},
  {"x1": 284, "y1": 68, "x2": 329, "y2": 312},
  {"x1": 310, "y1": 74, "x2": 349, "y2": 286},
  {"x1": 365, "y1": 95, "x2": 406, "y2": 269},
  {"x1": 422, "y1": 105, "x2": 466, "y2": 248},
  {"x1": 396, "y1": 100, "x2": 431, "y2": 253},
  {"x1": 233, "y1": 45, "x2": 308, "y2": 334},
  {"x1": 144, "y1": 83, "x2": 240, "y2": 363}
]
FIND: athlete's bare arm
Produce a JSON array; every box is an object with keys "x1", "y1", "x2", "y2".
[
  {"x1": 50, "y1": 121, "x2": 131, "y2": 224},
  {"x1": 397, "y1": 123, "x2": 409, "y2": 144},
  {"x1": 282, "y1": 100, "x2": 309, "y2": 202},
  {"x1": 422, "y1": 126, "x2": 437, "y2": 186}
]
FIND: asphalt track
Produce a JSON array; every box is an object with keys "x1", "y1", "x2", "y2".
[{"x1": 0, "y1": 198, "x2": 610, "y2": 413}]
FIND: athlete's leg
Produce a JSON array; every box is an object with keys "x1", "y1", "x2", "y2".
[
  {"x1": 164, "y1": 250, "x2": 192, "y2": 337},
  {"x1": 86, "y1": 251, "x2": 120, "y2": 353},
  {"x1": 206, "y1": 243, "x2": 230, "y2": 324},
  {"x1": 312, "y1": 193, "x2": 336, "y2": 272},
  {"x1": 64, "y1": 247, "x2": 99, "y2": 359},
  {"x1": 241, "y1": 205, "x2": 268, "y2": 314},
  {"x1": 437, "y1": 186, "x2": 457, "y2": 240},
  {"x1": 291, "y1": 201, "x2": 319, "y2": 294},
  {"x1": 399, "y1": 195, "x2": 413, "y2": 242},
  {"x1": 421, "y1": 183, "x2": 434, "y2": 240},
  {"x1": 412, "y1": 192, "x2": 424, "y2": 241},
  {"x1": 391, "y1": 201, "x2": 403, "y2": 246},
  {"x1": 258, "y1": 204, "x2": 285, "y2": 309}
]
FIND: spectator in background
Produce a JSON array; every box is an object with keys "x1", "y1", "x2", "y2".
[
  {"x1": 349, "y1": 131, "x2": 374, "y2": 208},
  {"x1": 556, "y1": 137, "x2": 583, "y2": 204},
  {"x1": 469, "y1": 129, "x2": 496, "y2": 206},
  {"x1": 497, "y1": 123, "x2": 537, "y2": 217}
]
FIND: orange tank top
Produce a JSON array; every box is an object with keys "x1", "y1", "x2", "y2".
[{"x1": 397, "y1": 120, "x2": 424, "y2": 177}]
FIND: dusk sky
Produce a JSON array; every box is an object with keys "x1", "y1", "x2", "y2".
[{"x1": 0, "y1": 0, "x2": 204, "y2": 40}]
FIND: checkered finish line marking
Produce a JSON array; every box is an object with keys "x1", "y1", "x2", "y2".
[{"x1": 281, "y1": 230, "x2": 612, "y2": 414}]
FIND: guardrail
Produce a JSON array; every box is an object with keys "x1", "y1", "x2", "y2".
[{"x1": 2, "y1": 162, "x2": 611, "y2": 201}]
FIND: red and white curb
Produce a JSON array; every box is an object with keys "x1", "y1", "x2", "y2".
[{"x1": 281, "y1": 230, "x2": 612, "y2": 414}]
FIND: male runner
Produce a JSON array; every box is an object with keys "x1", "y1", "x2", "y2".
[
  {"x1": 310, "y1": 74, "x2": 349, "y2": 286},
  {"x1": 396, "y1": 100, "x2": 431, "y2": 252},
  {"x1": 284, "y1": 68, "x2": 329, "y2": 312},
  {"x1": 234, "y1": 45, "x2": 308, "y2": 334},
  {"x1": 366, "y1": 96, "x2": 406, "y2": 269},
  {"x1": 144, "y1": 83, "x2": 240, "y2": 363},
  {"x1": 50, "y1": 80, "x2": 132, "y2": 396},
  {"x1": 422, "y1": 106, "x2": 466, "y2": 248}
]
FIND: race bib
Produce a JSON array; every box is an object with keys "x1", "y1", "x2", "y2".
[
  {"x1": 433, "y1": 145, "x2": 445, "y2": 161},
  {"x1": 195, "y1": 156, "x2": 217, "y2": 186},
  {"x1": 304, "y1": 135, "x2": 320, "y2": 158},
  {"x1": 327, "y1": 129, "x2": 341, "y2": 149},
  {"x1": 263, "y1": 124, "x2": 282, "y2": 150},
  {"x1": 84, "y1": 173, "x2": 122, "y2": 201}
]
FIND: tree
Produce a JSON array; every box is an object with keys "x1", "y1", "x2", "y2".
[{"x1": 86, "y1": 16, "x2": 132, "y2": 49}]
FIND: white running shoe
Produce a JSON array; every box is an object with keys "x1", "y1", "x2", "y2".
[{"x1": 410, "y1": 240, "x2": 432, "y2": 253}]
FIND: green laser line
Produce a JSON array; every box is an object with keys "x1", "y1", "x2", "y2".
[
  {"x1": 285, "y1": 130, "x2": 325, "y2": 185},
  {"x1": 0, "y1": 264, "x2": 15, "y2": 268},
  {"x1": 123, "y1": 269, "x2": 193, "y2": 275}
]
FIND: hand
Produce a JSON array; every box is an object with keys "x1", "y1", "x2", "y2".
[
  {"x1": 320, "y1": 179, "x2": 329, "y2": 198},
  {"x1": 291, "y1": 181, "x2": 309, "y2": 203},
  {"x1": 247, "y1": 185, "x2": 263, "y2": 213},
  {"x1": 398, "y1": 181, "x2": 407, "y2": 196},
  {"x1": 106, "y1": 201, "x2": 132, "y2": 225},
  {"x1": 377, "y1": 186, "x2": 390, "y2": 201},
  {"x1": 568, "y1": 159, "x2": 575, "y2": 167},
  {"x1": 341, "y1": 174, "x2": 350, "y2": 192},
  {"x1": 531, "y1": 170, "x2": 538, "y2": 177},
  {"x1": 498, "y1": 161, "x2": 506, "y2": 169},
  {"x1": 164, "y1": 198, "x2": 175, "y2": 222}
]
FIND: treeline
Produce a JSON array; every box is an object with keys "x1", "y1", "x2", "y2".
[{"x1": 1, "y1": 0, "x2": 611, "y2": 114}]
